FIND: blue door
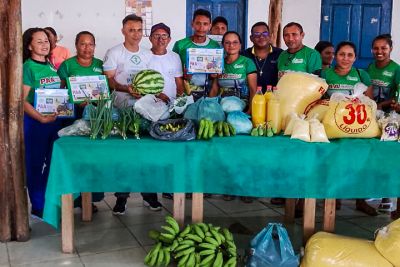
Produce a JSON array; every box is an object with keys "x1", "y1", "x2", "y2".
[
  {"x1": 320, "y1": 0, "x2": 392, "y2": 68},
  {"x1": 186, "y1": 0, "x2": 246, "y2": 46}
]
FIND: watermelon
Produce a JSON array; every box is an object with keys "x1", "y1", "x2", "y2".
[{"x1": 132, "y1": 69, "x2": 164, "y2": 95}]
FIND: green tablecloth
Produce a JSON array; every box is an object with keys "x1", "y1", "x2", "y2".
[{"x1": 44, "y1": 136, "x2": 400, "y2": 228}]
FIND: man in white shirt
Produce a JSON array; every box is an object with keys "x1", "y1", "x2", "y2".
[
  {"x1": 148, "y1": 23, "x2": 184, "y2": 102},
  {"x1": 103, "y1": 14, "x2": 161, "y2": 215}
]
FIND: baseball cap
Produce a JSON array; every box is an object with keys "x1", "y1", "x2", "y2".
[{"x1": 150, "y1": 23, "x2": 171, "y2": 36}]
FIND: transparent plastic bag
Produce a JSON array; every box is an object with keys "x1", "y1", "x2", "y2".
[
  {"x1": 291, "y1": 115, "x2": 310, "y2": 142},
  {"x1": 169, "y1": 95, "x2": 194, "y2": 115},
  {"x1": 227, "y1": 111, "x2": 253, "y2": 134},
  {"x1": 58, "y1": 119, "x2": 91, "y2": 137},
  {"x1": 379, "y1": 111, "x2": 399, "y2": 141},
  {"x1": 149, "y1": 118, "x2": 196, "y2": 141},
  {"x1": 309, "y1": 118, "x2": 329, "y2": 143},
  {"x1": 134, "y1": 94, "x2": 170, "y2": 122},
  {"x1": 247, "y1": 223, "x2": 299, "y2": 267},
  {"x1": 284, "y1": 113, "x2": 298, "y2": 136},
  {"x1": 220, "y1": 96, "x2": 246, "y2": 112}
]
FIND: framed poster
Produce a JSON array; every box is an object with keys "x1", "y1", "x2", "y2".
[
  {"x1": 125, "y1": 0, "x2": 153, "y2": 36},
  {"x1": 34, "y1": 89, "x2": 74, "y2": 118},
  {"x1": 186, "y1": 48, "x2": 224, "y2": 74},
  {"x1": 66, "y1": 75, "x2": 110, "y2": 103}
]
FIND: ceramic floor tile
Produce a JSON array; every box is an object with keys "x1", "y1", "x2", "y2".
[
  {"x1": 28, "y1": 219, "x2": 60, "y2": 238},
  {"x1": 7, "y1": 235, "x2": 76, "y2": 266},
  {"x1": 160, "y1": 198, "x2": 227, "y2": 218},
  {"x1": 80, "y1": 247, "x2": 147, "y2": 267},
  {"x1": 128, "y1": 222, "x2": 164, "y2": 247},
  {"x1": 75, "y1": 228, "x2": 140, "y2": 256},
  {"x1": 346, "y1": 215, "x2": 393, "y2": 233},
  {"x1": 0, "y1": 243, "x2": 8, "y2": 266},
  {"x1": 207, "y1": 198, "x2": 269, "y2": 214},
  {"x1": 117, "y1": 206, "x2": 171, "y2": 227},
  {"x1": 11, "y1": 257, "x2": 83, "y2": 267},
  {"x1": 327, "y1": 220, "x2": 374, "y2": 240},
  {"x1": 75, "y1": 210, "x2": 125, "y2": 233}
]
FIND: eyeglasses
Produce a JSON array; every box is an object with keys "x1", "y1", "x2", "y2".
[
  {"x1": 152, "y1": 33, "x2": 169, "y2": 40},
  {"x1": 252, "y1": 31, "x2": 269, "y2": 38},
  {"x1": 224, "y1": 41, "x2": 240, "y2": 46}
]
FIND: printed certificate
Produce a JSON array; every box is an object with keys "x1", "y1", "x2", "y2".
[
  {"x1": 34, "y1": 89, "x2": 74, "y2": 118},
  {"x1": 186, "y1": 48, "x2": 224, "y2": 74},
  {"x1": 66, "y1": 75, "x2": 110, "y2": 103}
]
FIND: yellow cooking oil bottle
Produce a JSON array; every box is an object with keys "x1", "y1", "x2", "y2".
[
  {"x1": 264, "y1": 85, "x2": 273, "y2": 117},
  {"x1": 251, "y1": 86, "x2": 266, "y2": 126},
  {"x1": 267, "y1": 86, "x2": 282, "y2": 134}
]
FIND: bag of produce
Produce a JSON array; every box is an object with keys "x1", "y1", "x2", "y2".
[
  {"x1": 184, "y1": 97, "x2": 225, "y2": 123},
  {"x1": 58, "y1": 119, "x2": 91, "y2": 137},
  {"x1": 301, "y1": 232, "x2": 393, "y2": 267},
  {"x1": 276, "y1": 72, "x2": 328, "y2": 129},
  {"x1": 247, "y1": 223, "x2": 299, "y2": 267},
  {"x1": 322, "y1": 88, "x2": 381, "y2": 139},
  {"x1": 169, "y1": 95, "x2": 194, "y2": 115},
  {"x1": 227, "y1": 111, "x2": 253, "y2": 134},
  {"x1": 149, "y1": 118, "x2": 196, "y2": 141},
  {"x1": 220, "y1": 96, "x2": 246, "y2": 113},
  {"x1": 378, "y1": 111, "x2": 399, "y2": 141},
  {"x1": 304, "y1": 99, "x2": 330, "y2": 122},
  {"x1": 291, "y1": 115, "x2": 310, "y2": 142},
  {"x1": 309, "y1": 118, "x2": 329, "y2": 143},
  {"x1": 375, "y1": 219, "x2": 400, "y2": 266},
  {"x1": 134, "y1": 94, "x2": 170, "y2": 122},
  {"x1": 284, "y1": 113, "x2": 298, "y2": 136}
]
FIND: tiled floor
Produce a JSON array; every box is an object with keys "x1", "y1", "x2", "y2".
[{"x1": 0, "y1": 194, "x2": 396, "y2": 267}]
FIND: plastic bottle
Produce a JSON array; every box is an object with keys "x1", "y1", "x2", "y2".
[
  {"x1": 264, "y1": 85, "x2": 273, "y2": 118},
  {"x1": 252, "y1": 86, "x2": 266, "y2": 126},
  {"x1": 267, "y1": 88, "x2": 282, "y2": 134}
]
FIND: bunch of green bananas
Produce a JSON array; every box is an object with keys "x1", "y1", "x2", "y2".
[
  {"x1": 214, "y1": 121, "x2": 236, "y2": 137},
  {"x1": 250, "y1": 122, "x2": 276, "y2": 137},
  {"x1": 197, "y1": 119, "x2": 216, "y2": 140},
  {"x1": 145, "y1": 217, "x2": 238, "y2": 267}
]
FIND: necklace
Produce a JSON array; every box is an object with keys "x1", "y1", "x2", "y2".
[{"x1": 254, "y1": 56, "x2": 267, "y2": 76}]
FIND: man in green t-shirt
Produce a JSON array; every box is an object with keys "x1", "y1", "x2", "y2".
[
  {"x1": 172, "y1": 9, "x2": 220, "y2": 100},
  {"x1": 277, "y1": 22, "x2": 321, "y2": 78}
]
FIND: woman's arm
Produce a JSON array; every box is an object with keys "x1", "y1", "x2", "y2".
[{"x1": 209, "y1": 77, "x2": 219, "y2": 97}]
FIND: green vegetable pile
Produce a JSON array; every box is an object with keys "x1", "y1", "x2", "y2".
[
  {"x1": 197, "y1": 119, "x2": 236, "y2": 140},
  {"x1": 145, "y1": 216, "x2": 237, "y2": 267},
  {"x1": 250, "y1": 122, "x2": 277, "y2": 137},
  {"x1": 88, "y1": 94, "x2": 141, "y2": 140}
]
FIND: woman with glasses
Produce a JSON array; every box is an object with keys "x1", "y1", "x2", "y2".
[
  {"x1": 210, "y1": 31, "x2": 257, "y2": 111},
  {"x1": 209, "y1": 31, "x2": 257, "y2": 203}
]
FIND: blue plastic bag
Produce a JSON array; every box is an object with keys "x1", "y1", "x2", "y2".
[
  {"x1": 226, "y1": 111, "x2": 253, "y2": 134},
  {"x1": 247, "y1": 223, "x2": 299, "y2": 267},
  {"x1": 220, "y1": 96, "x2": 246, "y2": 113},
  {"x1": 184, "y1": 97, "x2": 225, "y2": 122}
]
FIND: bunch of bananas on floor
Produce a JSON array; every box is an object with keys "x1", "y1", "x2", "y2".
[
  {"x1": 144, "y1": 216, "x2": 237, "y2": 267},
  {"x1": 250, "y1": 122, "x2": 276, "y2": 137},
  {"x1": 197, "y1": 119, "x2": 236, "y2": 140}
]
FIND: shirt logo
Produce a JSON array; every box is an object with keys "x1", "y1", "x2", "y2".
[
  {"x1": 347, "y1": 76, "x2": 358, "y2": 81},
  {"x1": 382, "y1": 70, "x2": 393, "y2": 77},
  {"x1": 130, "y1": 55, "x2": 141, "y2": 65},
  {"x1": 93, "y1": 67, "x2": 102, "y2": 73},
  {"x1": 234, "y1": 64, "x2": 244, "y2": 69},
  {"x1": 292, "y1": 58, "x2": 303, "y2": 64}
]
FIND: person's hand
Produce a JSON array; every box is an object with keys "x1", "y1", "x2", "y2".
[
  {"x1": 377, "y1": 103, "x2": 383, "y2": 110},
  {"x1": 391, "y1": 101, "x2": 400, "y2": 112},
  {"x1": 128, "y1": 85, "x2": 142, "y2": 99},
  {"x1": 39, "y1": 113, "x2": 57, "y2": 123},
  {"x1": 183, "y1": 67, "x2": 192, "y2": 81},
  {"x1": 79, "y1": 101, "x2": 88, "y2": 108},
  {"x1": 156, "y1": 93, "x2": 170, "y2": 103}
]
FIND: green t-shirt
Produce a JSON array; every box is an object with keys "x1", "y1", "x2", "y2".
[
  {"x1": 58, "y1": 56, "x2": 103, "y2": 82},
  {"x1": 172, "y1": 37, "x2": 220, "y2": 100},
  {"x1": 277, "y1": 45, "x2": 322, "y2": 78},
  {"x1": 321, "y1": 67, "x2": 371, "y2": 97},
  {"x1": 217, "y1": 55, "x2": 257, "y2": 105},
  {"x1": 23, "y1": 58, "x2": 61, "y2": 104},
  {"x1": 367, "y1": 60, "x2": 400, "y2": 103}
]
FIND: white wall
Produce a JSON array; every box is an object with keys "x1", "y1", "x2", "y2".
[{"x1": 21, "y1": 0, "x2": 400, "y2": 63}]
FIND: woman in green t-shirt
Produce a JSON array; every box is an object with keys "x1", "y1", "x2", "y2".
[
  {"x1": 209, "y1": 31, "x2": 257, "y2": 112},
  {"x1": 23, "y1": 28, "x2": 63, "y2": 218},
  {"x1": 321, "y1": 41, "x2": 373, "y2": 99},
  {"x1": 368, "y1": 34, "x2": 400, "y2": 111}
]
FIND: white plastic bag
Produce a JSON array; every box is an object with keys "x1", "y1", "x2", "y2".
[
  {"x1": 220, "y1": 96, "x2": 246, "y2": 112},
  {"x1": 170, "y1": 95, "x2": 194, "y2": 115},
  {"x1": 134, "y1": 94, "x2": 169, "y2": 122},
  {"x1": 284, "y1": 113, "x2": 298, "y2": 136},
  {"x1": 309, "y1": 118, "x2": 329, "y2": 143},
  {"x1": 379, "y1": 111, "x2": 400, "y2": 141},
  {"x1": 291, "y1": 115, "x2": 310, "y2": 142},
  {"x1": 58, "y1": 119, "x2": 91, "y2": 137}
]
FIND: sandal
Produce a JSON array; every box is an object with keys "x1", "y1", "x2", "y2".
[
  {"x1": 356, "y1": 200, "x2": 378, "y2": 216},
  {"x1": 378, "y1": 202, "x2": 393, "y2": 212}
]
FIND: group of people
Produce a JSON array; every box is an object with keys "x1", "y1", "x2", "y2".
[{"x1": 23, "y1": 8, "x2": 400, "y2": 219}]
